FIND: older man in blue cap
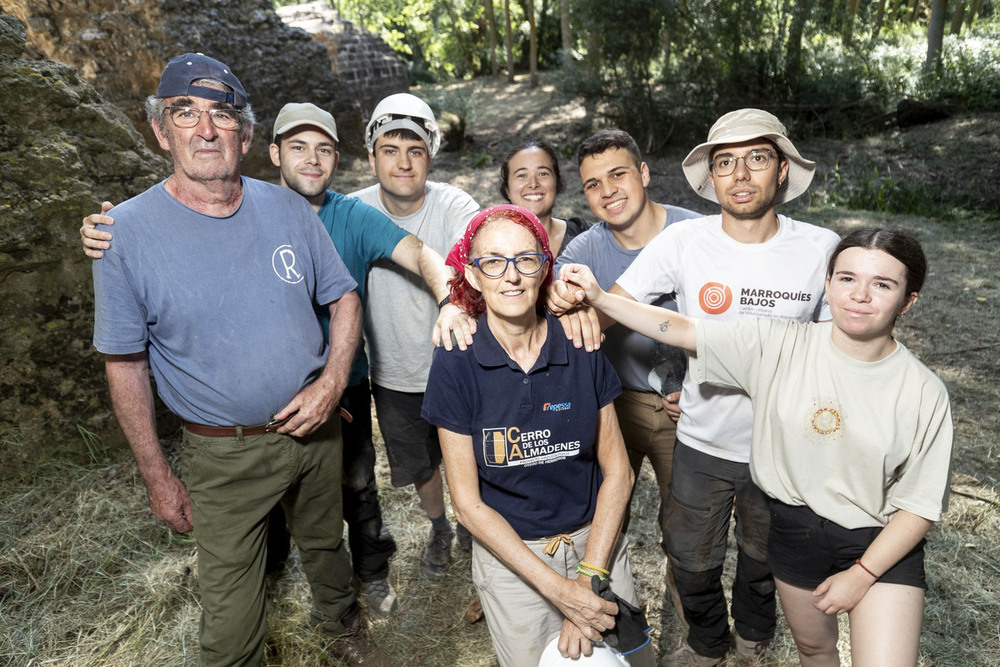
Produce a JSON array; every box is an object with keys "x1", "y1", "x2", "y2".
[{"x1": 90, "y1": 53, "x2": 390, "y2": 666}]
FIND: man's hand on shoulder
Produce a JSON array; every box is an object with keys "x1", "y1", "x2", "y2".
[
  {"x1": 554, "y1": 307, "x2": 605, "y2": 352},
  {"x1": 433, "y1": 303, "x2": 477, "y2": 351},
  {"x1": 545, "y1": 279, "x2": 583, "y2": 316},
  {"x1": 81, "y1": 201, "x2": 116, "y2": 259}
]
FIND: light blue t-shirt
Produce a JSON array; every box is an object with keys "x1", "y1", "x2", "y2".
[
  {"x1": 555, "y1": 204, "x2": 701, "y2": 393},
  {"x1": 317, "y1": 189, "x2": 408, "y2": 386},
  {"x1": 92, "y1": 177, "x2": 357, "y2": 426}
]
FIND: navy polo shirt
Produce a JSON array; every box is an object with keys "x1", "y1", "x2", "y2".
[{"x1": 422, "y1": 312, "x2": 622, "y2": 539}]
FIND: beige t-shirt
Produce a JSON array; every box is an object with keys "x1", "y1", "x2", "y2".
[{"x1": 694, "y1": 318, "x2": 953, "y2": 529}]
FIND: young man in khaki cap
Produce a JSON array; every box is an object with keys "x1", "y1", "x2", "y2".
[{"x1": 612, "y1": 109, "x2": 840, "y2": 666}]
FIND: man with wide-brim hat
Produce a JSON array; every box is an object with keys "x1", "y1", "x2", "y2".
[
  {"x1": 611, "y1": 109, "x2": 841, "y2": 665},
  {"x1": 681, "y1": 108, "x2": 816, "y2": 207}
]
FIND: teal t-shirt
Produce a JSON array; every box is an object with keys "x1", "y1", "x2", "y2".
[{"x1": 317, "y1": 190, "x2": 408, "y2": 386}]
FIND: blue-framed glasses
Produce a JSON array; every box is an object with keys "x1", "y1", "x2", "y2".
[{"x1": 469, "y1": 253, "x2": 547, "y2": 278}]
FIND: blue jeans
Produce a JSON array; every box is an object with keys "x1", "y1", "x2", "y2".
[{"x1": 663, "y1": 441, "x2": 775, "y2": 658}]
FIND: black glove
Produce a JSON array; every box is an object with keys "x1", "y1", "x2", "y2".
[{"x1": 591, "y1": 574, "x2": 651, "y2": 655}]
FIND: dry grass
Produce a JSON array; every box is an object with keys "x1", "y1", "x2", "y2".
[{"x1": 2, "y1": 76, "x2": 998, "y2": 666}]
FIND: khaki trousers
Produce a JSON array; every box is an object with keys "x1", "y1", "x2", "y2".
[{"x1": 472, "y1": 525, "x2": 654, "y2": 667}]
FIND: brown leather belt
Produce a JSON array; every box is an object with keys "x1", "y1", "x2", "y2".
[
  {"x1": 183, "y1": 407, "x2": 353, "y2": 438},
  {"x1": 183, "y1": 422, "x2": 272, "y2": 437}
]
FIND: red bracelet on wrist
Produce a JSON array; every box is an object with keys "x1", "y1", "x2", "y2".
[{"x1": 855, "y1": 558, "x2": 879, "y2": 581}]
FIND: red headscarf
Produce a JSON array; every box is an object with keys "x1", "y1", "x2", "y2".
[{"x1": 445, "y1": 205, "x2": 554, "y2": 317}]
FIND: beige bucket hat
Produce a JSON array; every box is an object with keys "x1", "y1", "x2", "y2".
[{"x1": 682, "y1": 108, "x2": 815, "y2": 204}]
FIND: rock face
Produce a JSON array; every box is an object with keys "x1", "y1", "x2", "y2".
[
  {"x1": 0, "y1": 14, "x2": 170, "y2": 463},
  {"x1": 0, "y1": 0, "x2": 409, "y2": 174}
]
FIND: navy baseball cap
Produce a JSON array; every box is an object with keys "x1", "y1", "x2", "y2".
[{"x1": 156, "y1": 53, "x2": 247, "y2": 108}]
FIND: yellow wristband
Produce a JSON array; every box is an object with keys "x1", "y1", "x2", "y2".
[{"x1": 579, "y1": 560, "x2": 610, "y2": 576}]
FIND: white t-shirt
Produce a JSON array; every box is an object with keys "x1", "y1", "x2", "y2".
[
  {"x1": 617, "y1": 214, "x2": 840, "y2": 462},
  {"x1": 695, "y1": 318, "x2": 953, "y2": 528},
  {"x1": 350, "y1": 181, "x2": 479, "y2": 392}
]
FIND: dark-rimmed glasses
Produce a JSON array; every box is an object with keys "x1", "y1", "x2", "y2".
[
  {"x1": 166, "y1": 106, "x2": 241, "y2": 130},
  {"x1": 710, "y1": 149, "x2": 776, "y2": 176},
  {"x1": 469, "y1": 253, "x2": 547, "y2": 278}
]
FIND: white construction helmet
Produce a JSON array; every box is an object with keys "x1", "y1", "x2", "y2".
[
  {"x1": 365, "y1": 93, "x2": 441, "y2": 157},
  {"x1": 537, "y1": 637, "x2": 630, "y2": 667}
]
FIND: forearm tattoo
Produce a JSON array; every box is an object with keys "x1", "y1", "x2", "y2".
[{"x1": 658, "y1": 321, "x2": 671, "y2": 332}]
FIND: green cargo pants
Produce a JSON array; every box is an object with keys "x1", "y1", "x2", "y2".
[{"x1": 181, "y1": 419, "x2": 354, "y2": 666}]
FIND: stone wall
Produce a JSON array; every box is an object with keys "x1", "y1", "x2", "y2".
[
  {"x1": 276, "y1": 1, "x2": 409, "y2": 123},
  {"x1": 0, "y1": 14, "x2": 170, "y2": 463},
  {"x1": 0, "y1": 0, "x2": 409, "y2": 172}
]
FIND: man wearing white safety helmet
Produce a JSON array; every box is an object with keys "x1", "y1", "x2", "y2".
[{"x1": 349, "y1": 93, "x2": 480, "y2": 582}]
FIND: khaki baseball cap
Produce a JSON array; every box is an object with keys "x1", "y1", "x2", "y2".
[
  {"x1": 272, "y1": 102, "x2": 339, "y2": 143},
  {"x1": 682, "y1": 108, "x2": 815, "y2": 205}
]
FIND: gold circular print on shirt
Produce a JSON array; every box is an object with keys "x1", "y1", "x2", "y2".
[{"x1": 804, "y1": 398, "x2": 845, "y2": 443}]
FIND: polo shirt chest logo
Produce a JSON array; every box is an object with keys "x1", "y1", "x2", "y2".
[{"x1": 480, "y1": 426, "x2": 581, "y2": 468}]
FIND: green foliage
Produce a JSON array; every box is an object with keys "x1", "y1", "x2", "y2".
[
  {"x1": 571, "y1": 0, "x2": 670, "y2": 151},
  {"x1": 316, "y1": 0, "x2": 492, "y2": 81},
  {"x1": 915, "y1": 23, "x2": 1000, "y2": 108},
  {"x1": 563, "y1": 0, "x2": 999, "y2": 148},
  {"x1": 823, "y1": 162, "x2": 938, "y2": 215}
]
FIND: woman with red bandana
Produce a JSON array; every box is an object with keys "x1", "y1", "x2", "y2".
[{"x1": 422, "y1": 205, "x2": 653, "y2": 667}]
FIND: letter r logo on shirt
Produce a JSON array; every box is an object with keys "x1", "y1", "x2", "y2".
[{"x1": 272, "y1": 245, "x2": 304, "y2": 284}]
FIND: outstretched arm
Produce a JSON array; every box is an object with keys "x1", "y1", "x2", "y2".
[
  {"x1": 556, "y1": 403, "x2": 634, "y2": 657},
  {"x1": 81, "y1": 201, "x2": 116, "y2": 259},
  {"x1": 559, "y1": 263, "x2": 698, "y2": 353},
  {"x1": 388, "y1": 234, "x2": 477, "y2": 351},
  {"x1": 105, "y1": 352, "x2": 193, "y2": 533}
]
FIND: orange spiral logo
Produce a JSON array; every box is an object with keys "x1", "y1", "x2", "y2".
[{"x1": 699, "y1": 282, "x2": 733, "y2": 315}]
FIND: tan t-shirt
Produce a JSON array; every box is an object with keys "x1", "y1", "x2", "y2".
[{"x1": 694, "y1": 318, "x2": 953, "y2": 529}]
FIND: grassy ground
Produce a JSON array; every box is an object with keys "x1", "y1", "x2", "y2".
[{"x1": 2, "y1": 75, "x2": 998, "y2": 666}]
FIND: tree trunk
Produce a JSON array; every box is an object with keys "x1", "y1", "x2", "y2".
[
  {"x1": 443, "y1": 0, "x2": 477, "y2": 74},
  {"x1": 785, "y1": 0, "x2": 813, "y2": 85},
  {"x1": 504, "y1": 0, "x2": 516, "y2": 83},
  {"x1": 926, "y1": 0, "x2": 947, "y2": 70},
  {"x1": 485, "y1": 0, "x2": 499, "y2": 76},
  {"x1": 843, "y1": 0, "x2": 863, "y2": 43},
  {"x1": 528, "y1": 0, "x2": 538, "y2": 87},
  {"x1": 966, "y1": 0, "x2": 984, "y2": 28},
  {"x1": 889, "y1": 0, "x2": 906, "y2": 22},
  {"x1": 560, "y1": 0, "x2": 572, "y2": 68},
  {"x1": 874, "y1": 0, "x2": 889, "y2": 38},
  {"x1": 950, "y1": 0, "x2": 966, "y2": 34}
]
